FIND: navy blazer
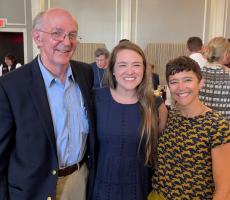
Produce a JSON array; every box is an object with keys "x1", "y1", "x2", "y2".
[{"x1": 0, "y1": 57, "x2": 96, "y2": 200}]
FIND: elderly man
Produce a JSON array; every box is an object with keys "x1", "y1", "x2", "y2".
[
  {"x1": 90, "y1": 47, "x2": 109, "y2": 88},
  {"x1": 0, "y1": 8, "x2": 96, "y2": 200}
]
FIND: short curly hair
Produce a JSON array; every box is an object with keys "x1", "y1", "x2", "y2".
[{"x1": 166, "y1": 56, "x2": 202, "y2": 83}]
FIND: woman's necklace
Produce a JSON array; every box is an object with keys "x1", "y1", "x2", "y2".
[
  {"x1": 181, "y1": 104, "x2": 206, "y2": 118},
  {"x1": 97, "y1": 67, "x2": 105, "y2": 88}
]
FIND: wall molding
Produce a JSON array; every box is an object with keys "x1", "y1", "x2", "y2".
[
  {"x1": 120, "y1": 0, "x2": 132, "y2": 40},
  {"x1": 6, "y1": 0, "x2": 27, "y2": 26},
  {"x1": 208, "y1": 0, "x2": 228, "y2": 38},
  {"x1": 114, "y1": 0, "x2": 118, "y2": 45},
  {"x1": 134, "y1": 0, "x2": 138, "y2": 43},
  {"x1": 31, "y1": 0, "x2": 48, "y2": 57},
  {"x1": 223, "y1": 0, "x2": 229, "y2": 36},
  {"x1": 202, "y1": 0, "x2": 208, "y2": 42}
]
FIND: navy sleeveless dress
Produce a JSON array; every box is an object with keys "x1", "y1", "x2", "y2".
[{"x1": 92, "y1": 88, "x2": 162, "y2": 200}]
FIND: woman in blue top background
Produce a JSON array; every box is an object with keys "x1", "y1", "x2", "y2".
[{"x1": 91, "y1": 41, "x2": 168, "y2": 200}]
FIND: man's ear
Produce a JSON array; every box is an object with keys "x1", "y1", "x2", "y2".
[{"x1": 32, "y1": 30, "x2": 42, "y2": 48}]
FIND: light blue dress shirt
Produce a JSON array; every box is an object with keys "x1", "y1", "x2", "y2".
[{"x1": 38, "y1": 56, "x2": 89, "y2": 168}]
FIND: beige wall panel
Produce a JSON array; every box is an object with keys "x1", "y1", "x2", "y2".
[
  {"x1": 73, "y1": 43, "x2": 106, "y2": 63},
  {"x1": 134, "y1": 0, "x2": 207, "y2": 48},
  {"x1": 145, "y1": 43, "x2": 186, "y2": 85}
]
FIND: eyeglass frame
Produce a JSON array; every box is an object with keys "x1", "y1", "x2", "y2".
[{"x1": 36, "y1": 29, "x2": 82, "y2": 41}]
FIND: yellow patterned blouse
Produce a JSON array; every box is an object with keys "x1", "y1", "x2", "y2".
[{"x1": 152, "y1": 109, "x2": 230, "y2": 200}]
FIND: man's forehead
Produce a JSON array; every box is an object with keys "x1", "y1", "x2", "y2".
[{"x1": 43, "y1": 10, "x2": 77, "y2": 27}]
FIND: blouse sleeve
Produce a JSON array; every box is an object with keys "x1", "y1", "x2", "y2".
[{"x1": 210, "y1": 115, "x2": 230, "y2": 149}]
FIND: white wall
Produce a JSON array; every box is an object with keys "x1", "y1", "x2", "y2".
[{"x1": 50, "y1": 0, "x2": 119, "y2": 51}]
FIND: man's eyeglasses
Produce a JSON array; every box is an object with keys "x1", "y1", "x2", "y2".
[{"x1": 36, "y1": 29, "x2": 82, "y2": 41}]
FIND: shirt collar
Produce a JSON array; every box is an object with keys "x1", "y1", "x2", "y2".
[{"x1": 38, "y1": 56, "x2": 75, "y2": 87}]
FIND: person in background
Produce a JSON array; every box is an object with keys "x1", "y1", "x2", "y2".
[
  {"x1": 186, "y1": 36, "x2": 207, "y2": 69},
  {"x1": 119, "y1": 38, "x2": 130, "y2": 43},
  {"x1": 0, "y1": 53, "x2": 22, "y2": 76},
  {"x1": 226, "y1": 38, "x2": 230, "y2": 68},
  {"x1": 148, "y1": 63, "x2": 160, "y2": 90},
  {"x1": 200, "y1": 36, "x2": 230, "y2": 121},
  {"x1": 90, "y1": 47, "x2": 109, "y2": 88},
  {"x1": 149, "y1": 56, "x2": 230, "y2": 200},
  {"x1": 92, "y1": 41, "x2": 168, "y2": 200},
  {"x1": 0, "y1": 8, "x2": 96, "y2": 200}
]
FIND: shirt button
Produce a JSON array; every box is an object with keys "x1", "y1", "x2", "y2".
[
  {"x1": 47, "y1": 197, "x2": 52, "y2": 200},
  {"x1": 52, "y1": 170, "x2": 56, "y2": 175}
]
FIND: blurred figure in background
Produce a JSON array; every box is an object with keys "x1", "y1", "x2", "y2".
[
  {"x1": 200, "y1": 36, "x2": 230, "y2": 120},
  {"x1": 90, "y1": 48, "x2": 109, "y2": 88},
  {"x1": 0, "y1": 54, "x2": 21, "y2": 76},
  {"x1": 148, "y1": 63, "x2": 160, "y2": 90},
  {"x1": 119, "y1": 38, "x2": 130, "y2": 43},
  {"x1": 186, "y1": 36, "x2": 207, "y2": 69}
]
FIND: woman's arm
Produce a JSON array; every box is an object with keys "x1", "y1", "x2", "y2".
[
  {"x1": 158, "y1": 103, "x2": 168, "y2": 132},
  {"x1": 212, "y1": 142, "x2": 230, "y2": 200}
]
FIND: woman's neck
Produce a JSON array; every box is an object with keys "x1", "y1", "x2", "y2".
[
  {"x1": 177, "y1": 100, "x2": 209, "y2": 118},
  {"x1": 110, "y1": 88, "x2": 138, "y2": 104}
]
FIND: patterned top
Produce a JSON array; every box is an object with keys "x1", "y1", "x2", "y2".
[
  {"x1": 200, "y1": 65, "x2": 230, "y2": 121},
  {"x1": 152, "y1": 109, "x2": 230, "y2": 200}
]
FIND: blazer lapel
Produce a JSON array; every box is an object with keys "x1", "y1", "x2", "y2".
[
  {"x1": 72, "y1": 65, "x2": 89, "y2": 109},
  {"x1": 71, "y1": 63, "x2": 94, "y2": 133},
  {"x1": 28, "y1": 59, "x2": 57, "y2": 154}
]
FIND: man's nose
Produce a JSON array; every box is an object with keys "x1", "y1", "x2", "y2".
[{"x1": 62, "y1": 34, "x2": 72, "y2": 44}]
